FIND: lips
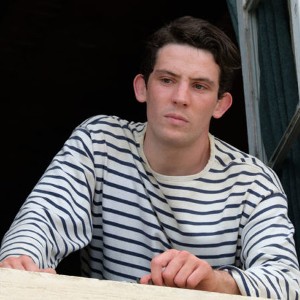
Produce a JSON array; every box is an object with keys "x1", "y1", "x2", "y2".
[{"x1": 165, "y1": 113, "x2": 188, "y2": 123}]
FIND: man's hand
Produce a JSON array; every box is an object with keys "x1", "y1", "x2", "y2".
[
  {"x1": 0, "y1": 255, "x2": 56, "y2": 274},
  {"x1": 139, "y1": 249, "x2": 240, "y2": 295}
]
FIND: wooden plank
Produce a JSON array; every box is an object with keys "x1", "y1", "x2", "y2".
[
  {"x1": 236, "y1": 0, "x2": 267, "y2": 161},
  {"x1": 0, "y1": 268, "x2": 267, "y2": 300}
]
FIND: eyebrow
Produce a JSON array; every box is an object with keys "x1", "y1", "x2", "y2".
[{"x1": 153, "y1": 69, "x2": 216, "y2": 86}]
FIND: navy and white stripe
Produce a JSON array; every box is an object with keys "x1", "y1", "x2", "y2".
[{"x1": 0, "y1": 115, "x2": 299, "y2": 298}]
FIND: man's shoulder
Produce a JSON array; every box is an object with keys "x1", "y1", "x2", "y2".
[
  {"x1": 213, "y1": 136, "x2": 273, "y2": 174},
  {"x1": 211, "y1": 136, "x2": 286, "y2": 193},
  {"x1": 79, "y1": 115, "x2": 146, "y2": 132}
]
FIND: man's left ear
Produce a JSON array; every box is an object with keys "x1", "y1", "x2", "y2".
[{"x1": 212, "y1": 92, "x2": 233, "y2": 119}]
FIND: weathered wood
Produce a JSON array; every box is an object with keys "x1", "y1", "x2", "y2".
[{"x1": 0, "y1": 268, "x2": 267, "y2": 300}]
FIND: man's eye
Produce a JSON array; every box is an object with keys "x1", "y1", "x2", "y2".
[
  {"x1": 161, "y1": 78, "x2": 172, "y2": 84},
  {"x1": 194, "y1": 83, "x2": 204, "y2": 90}
]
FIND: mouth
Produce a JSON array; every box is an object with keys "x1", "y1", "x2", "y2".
[{"x1": 165, "y1": 113, "x2": 188, "y2": 124}]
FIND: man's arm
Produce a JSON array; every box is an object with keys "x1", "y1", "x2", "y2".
[{"x1": 0, "y1": 126, "x2": 95, "y2": 268}]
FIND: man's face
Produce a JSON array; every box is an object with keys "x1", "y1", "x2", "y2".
[{"x1": 136, "y1": 43, "x2": 231, "y2": 149}]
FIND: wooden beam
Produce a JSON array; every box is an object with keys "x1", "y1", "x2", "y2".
[{"x1": 0, "y1": 268, "x2": 267, "y2": 300}]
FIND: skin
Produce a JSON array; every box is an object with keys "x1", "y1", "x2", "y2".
[
  {"x1": 0, "y1": 44, "x2": 239, "y2": 294},
  {"x1": 0, "y1": 255, "x2": 56, "y2": 274}
]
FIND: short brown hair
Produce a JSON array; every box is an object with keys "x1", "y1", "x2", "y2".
[{"x1": 139, "y1": 16, "x2": 241, "y2": 98}]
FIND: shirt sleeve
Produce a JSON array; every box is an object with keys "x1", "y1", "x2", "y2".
[
  {"x1": 0, "y1": 125, "x2": 96, "y2": 269},
  {"x1": 219, "y1": 190, "x2": 300, "y2": 299}
]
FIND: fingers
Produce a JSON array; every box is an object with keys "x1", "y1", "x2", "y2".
[
  {"x1": 0, "y1": 255, "x2": 56, "y2": 274},
  {"x1": 0, "y1": 255, "x2": 37, "y2": 271},
  {"x1": 160, "y1": 250, "x2": 199, "y2": 288},
  {"x1": 183, "y1": 260, "x2": 214, "y2": 289},
  {"x1": 139, "y1": 273, "x2": 152, "y2": 284},
  {"x1": 139, "y1": 249, "x2": 179, "y2": 286},
  {"x1": 40, "y1": 268, "x2": 57, "y2": 274},
  {"x1": 147, "y1": 249, "x2": 214, "y2": 289},
  {"x1": 167, "y1": 252, "x2": 197, "y2": 288},
  {"x1": 150, "y1": 249, "x2": 179, "y2": 286}
]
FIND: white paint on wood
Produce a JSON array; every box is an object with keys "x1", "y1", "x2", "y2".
[{"x1": 0, "y1": 268, "x2": 268, "y2": 300}]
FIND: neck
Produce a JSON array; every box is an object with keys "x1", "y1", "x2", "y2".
[{"x1": 143, "y1": 134, "x2": 211, "y2": 176}]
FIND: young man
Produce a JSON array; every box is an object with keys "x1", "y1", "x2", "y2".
[{"x1": 0, "y1": 16, "x2": 299, "y2": 298}]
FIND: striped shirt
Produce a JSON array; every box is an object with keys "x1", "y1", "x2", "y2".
[{"x1": 0, "y1": 115, "x2": 299, "y2": 298}]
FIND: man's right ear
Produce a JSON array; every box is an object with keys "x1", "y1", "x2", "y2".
[{"x1": 133, "y1": 74, "x2": 147, "y2": 103}]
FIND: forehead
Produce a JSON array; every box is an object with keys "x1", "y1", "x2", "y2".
[{"x1": 154, "y1": 44, "x2": 220, "y2": 78}]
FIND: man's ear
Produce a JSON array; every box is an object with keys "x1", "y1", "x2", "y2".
[
  {"x1": 212, "y1": 92, "x2": 233, "y2": 119},
  {"x1": 133, "y1": 74, "x2": 147, "y2": 103}
]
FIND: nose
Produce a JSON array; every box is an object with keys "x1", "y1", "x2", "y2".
[{"x1": 172, "y1": 82, "x2": 189, "y2": 106}]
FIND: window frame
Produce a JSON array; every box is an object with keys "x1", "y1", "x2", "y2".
[{"x1": 236, "y1": 0, "x2": 300, "y2": 169}]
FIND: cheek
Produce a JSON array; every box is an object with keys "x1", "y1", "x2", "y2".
[
  {"x1": 146, "y1": 99, "x2": 159, "y2": 117},
  {"x1": 145, "y1": 97, "x2": 157, "y2": 116},
  {"x1": 146, "y1": 88, "x2": 166, "y2": 109},
  {"x1": 195, "y1": 100, "x2": 217, "y2": 115}
]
